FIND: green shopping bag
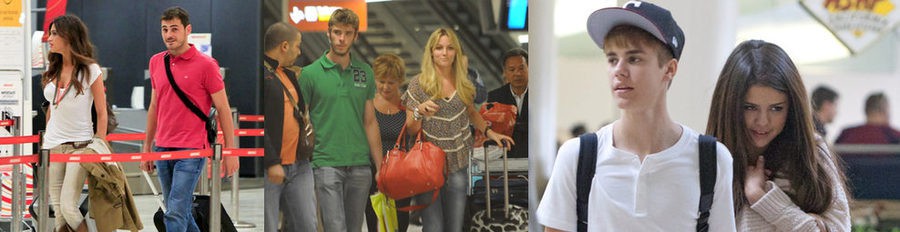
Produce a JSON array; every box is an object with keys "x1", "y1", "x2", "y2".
[{"x1": 370, "y1": 192, "x2": 398, "y2": 232}]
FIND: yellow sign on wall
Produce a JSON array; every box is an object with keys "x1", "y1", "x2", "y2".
[
  {"x1": 802, "y1": 0, "x2": 900, "y2": 54},
  {"x1": 0, "y1": 0, "x2": 21, "y2": 27}
]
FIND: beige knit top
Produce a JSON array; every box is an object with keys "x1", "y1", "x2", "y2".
[
  {"x1": 402, "y1": 77, "x2": 473, "y2": 173},
  {"x1": 737, "y1": 141, "x2": 851, "y2": 231}
]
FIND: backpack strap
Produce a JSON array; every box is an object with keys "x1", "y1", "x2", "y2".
[
  {"x1": 697, "y1": 135, "x2": 717, "y2": 232},
  {"x1": 576, "y1": 133, "x2": 598, "y2": 232}
]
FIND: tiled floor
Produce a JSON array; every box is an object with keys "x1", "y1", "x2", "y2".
[
  {"x1": 129, "y1": 185, "x2": 425, "y2": 232},
  {"x1": 131, "y1": 187, "x2": 264, "y2": 232}
]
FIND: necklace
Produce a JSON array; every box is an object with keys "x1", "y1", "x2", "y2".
[{"x1": 53, "y1": 79, "x2": 71, "y2": 109}]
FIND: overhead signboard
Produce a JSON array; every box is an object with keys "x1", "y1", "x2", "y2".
[
  {"x1": 801, "y1": 0, "x2": 900, "y2": 54},
  {"x1": 288, "y1": 0, "x2": 367, "y2": 32}
]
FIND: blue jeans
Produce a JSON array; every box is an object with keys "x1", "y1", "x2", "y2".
[
  {"x1": 264, "y1": 160, "x2": 317, "y2": 232},
  {"x1": 154, "y1": 146, "x2": 204, "y2": 232},
  {"x1": 314, "y1": 166, "x2": 372, "y2": 232},
  {"x1": 412, "y1": 168, "x2": 469, "y2": 232}
]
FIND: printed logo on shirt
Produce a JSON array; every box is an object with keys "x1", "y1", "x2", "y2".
[{"x1": 352, "y1": 68, "x2": 368, "y2": 88}]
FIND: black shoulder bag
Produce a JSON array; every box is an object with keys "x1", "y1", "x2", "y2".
[
  {"x1": 575, "y1": 133, "x2": 717, "y2": 232},
  {"x1": 163, "y1": 54, "x2": 218, "y2": 146}
]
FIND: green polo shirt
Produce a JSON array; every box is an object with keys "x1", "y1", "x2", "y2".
[{"x1": 299, "y1": 51, "x2": 376, "y2": 168}]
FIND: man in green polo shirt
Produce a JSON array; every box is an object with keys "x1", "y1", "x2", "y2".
[{"x1": 298, "y1": 8, "x2": 382, "y2": 232}]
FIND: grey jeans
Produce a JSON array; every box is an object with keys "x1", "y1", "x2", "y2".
[
  {"x1": 412, "y1": 167, "x2": 470, "y2": 232},
  {"x1": 264, "y1": 160, "x2": 317, "y2": 232},
  {"x1": 314, "y1": 165, "x2": 372, "y2": 232}
]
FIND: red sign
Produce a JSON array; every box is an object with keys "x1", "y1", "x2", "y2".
[
  {"x1": 288, "y1": 0, "x2": 367, "y2": 32},
  {"x1": 42, "y1": 0, "x2": 68, "y2": 42}
]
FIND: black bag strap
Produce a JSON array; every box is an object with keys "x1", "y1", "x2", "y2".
[
  {"x1": 277, "y1": 79, "x2": 303, "y2": 121},
  {"x1": 164, "y1": 54, "x2": 211, "y2": 124},
  {"x1": 576, "y1": 132, "x2": 598, "y2": 232},
  {"x1": 697, "y1": 135, "x2": 718, "y2": 232},
  {"x1": 575, "y1": 133, "x2": 717, "y2": 232}
]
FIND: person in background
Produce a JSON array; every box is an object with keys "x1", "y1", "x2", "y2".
[
  {"x1": 43, "y1": 14, "x2": 109, "y2": 232},
  {"x1": 488, "y1": 48, "x2": 529, "y2": 158},
  {"x1": 707, "y1": 40, "x2": 850, "y2": 231},
  {"x1": 835, "y1": 92, "x2": 900, "y2": 144},
  {"x1": 364, "y1": 53, "x2": 412, "y2": 232},
  {"x1": 262, "y1": 22, "x2": 316, "y2": 232},
  {"x1": 403, "y1": 28, "x2": 513, "y2": 232},
  {"x1": 811, "y1": 86, "x2": 839, "y2": 138}
]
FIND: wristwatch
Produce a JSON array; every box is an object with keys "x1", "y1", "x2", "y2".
[{"x1": 413, "y1": 106, "x2": 423, "y2": 120}]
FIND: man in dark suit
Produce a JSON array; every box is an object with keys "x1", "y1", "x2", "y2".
[{"x1": 488, "y1": 48, "x2": 528, "y2": 158}]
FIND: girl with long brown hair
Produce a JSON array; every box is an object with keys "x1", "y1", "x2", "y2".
[
  {"x1": 42, "y1": 15, "x2": 108, "y2": 232},
  {"x1": 707, "y1": 40, "x2": 850, "y2": 231}
]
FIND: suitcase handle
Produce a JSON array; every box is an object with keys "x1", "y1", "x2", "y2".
[
  {"x1": 481, "y1": 140, "x2": 510, "y2": 219},
  {"x1": 142, "y1": 171, "x2": 167, "y2": 212}
]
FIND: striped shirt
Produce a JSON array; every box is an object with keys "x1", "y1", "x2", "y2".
[{"x1": 402, "y1": 77, "x2": 473, "y2": 172}]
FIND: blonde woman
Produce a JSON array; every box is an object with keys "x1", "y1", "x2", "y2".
[{"x1": 402, "y1": 28, "x2": 513, "y2": 232}]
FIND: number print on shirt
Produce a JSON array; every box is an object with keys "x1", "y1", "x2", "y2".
[{"x1": 352, "y1": 68, "x2": 367, "y2": 88}]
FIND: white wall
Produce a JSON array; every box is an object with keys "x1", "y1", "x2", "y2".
[{"x1": 555, "y1": 56, "x2": 614, "y2": 141}]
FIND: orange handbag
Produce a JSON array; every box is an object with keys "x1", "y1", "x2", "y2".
[
  {"x1": 475, "y1": 102, "x2": 517, "y2": 146},
  {"x1": 377, "y1": 124, "x2": 446, "y2": 209}
]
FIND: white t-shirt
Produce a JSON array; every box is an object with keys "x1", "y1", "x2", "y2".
[
  {"x1": 42, "y1": 63, "x2": 101, "y2": 149},
  {"x1": 537, "y1": 123, "x2": 737, "y2": 231}
]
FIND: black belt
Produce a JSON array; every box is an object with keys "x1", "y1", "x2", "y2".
[{"x1": 61, "y1": 140, "x2": 92, "y2": 149}]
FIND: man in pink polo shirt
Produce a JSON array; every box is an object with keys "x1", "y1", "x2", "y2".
[{"x1": 139, "y1": 6, "x2": 238, "y2": 231}]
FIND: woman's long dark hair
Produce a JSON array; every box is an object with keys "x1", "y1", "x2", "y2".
[
  {"x1": 42, "y1": 15, "x2": 96, "y2": 95},
  {"x1": 707, "y1": 40, "x2": 847, "y2": 214}
]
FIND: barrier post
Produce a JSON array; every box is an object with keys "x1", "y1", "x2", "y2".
[
  {"x1": 485, "y1": 143, "x2": 492, "y2": 219},
  {"x1": 231, "y1": 110, "x2": 255, "y2": 228},
  {"x1": 37, "y1": 149, "x2": 50, "y2": 232},
  {"x1": 210, "y1": 144, "x2": 222, "y2": 232},
  {"x1": 10, "y1": 116, "x2": 22, "y2": 231},
  {"x1": 200, "y1": 160, "x2": 209, "y2": 195}
]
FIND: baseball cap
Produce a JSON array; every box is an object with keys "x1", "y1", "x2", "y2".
[{"x1": 586, "y1": 1, "x2": 685, "y2": 59}]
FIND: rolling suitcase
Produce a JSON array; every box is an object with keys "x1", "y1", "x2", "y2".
[
  {"x1": 142, "y1": 171, "x2": 237, "y2": 232},
  {"x1": 471, "y1": 173, "x2": 528, "y2": 208},
  {"x1": 467, "y1": 141, "x2": 527, "y2": 232}
]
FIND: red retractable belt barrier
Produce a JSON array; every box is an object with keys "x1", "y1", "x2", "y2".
[
  {"x1": 217, "y1": 129, "x2": 263, "y2": 137},
  {"x1": 50, "y1": 149, "x2": 211, "y2": 163},
  {"x1": 238, "y1": 115, "x2": 264, "y2": 122},
  {"x1": 105, "y1": 133, "x2": 147, "y2": 142},
  {"x1": 0, "y1": 136, "x2": 40, "y2": 145},
  {"x1": 0, "y1": 128, "x2": 264, "y2": 166},
  {"x1": 223, "y1": 148, "x2": 263, "y2": 157},
  {"x1": 0, "y1": 156, "x2": 38, "y2": 166}
]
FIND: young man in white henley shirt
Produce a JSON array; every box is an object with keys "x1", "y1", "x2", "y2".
[{"x1": 537, "y1": 1, "x2": 737, "y2": 231}]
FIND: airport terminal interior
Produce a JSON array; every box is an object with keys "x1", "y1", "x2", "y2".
[{"x1": 1, "y1": 0, "x2": 900, "y2": 231}]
